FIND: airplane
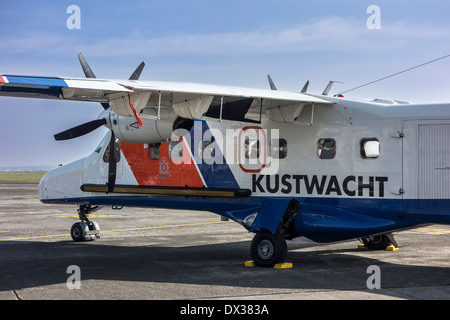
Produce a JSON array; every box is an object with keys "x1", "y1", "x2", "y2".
[{"x1": 1, "y1": 53, "x2": 450, "y2": 267}]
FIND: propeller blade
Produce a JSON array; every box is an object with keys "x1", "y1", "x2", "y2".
[
  {"x1": 107, "y1": 131, "x2": 117, "y2": 193},
  {"x1": 77, "y1": 52, "x2": 96, "y2": 79},
  {"x1": 54, "y1": 119, "x2": 106, "y2": 141},
  {"x1": 77, "y1": 52, "x2": 110, "y2": 110},
  {"x1": 301, "y1": 80, "x2": 310, "y2": 93},
  {"x1": 267, "y1": 74, "x2": 277, "y2": 90},
  {"x1": 129, "y1": 62, "x2": 145, "y2": 80}
]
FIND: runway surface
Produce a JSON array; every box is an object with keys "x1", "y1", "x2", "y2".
[{"x1": 1, "y1": 183, "x2": 449, "y2": 301}]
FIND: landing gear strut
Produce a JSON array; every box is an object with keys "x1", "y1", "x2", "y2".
[{"x1": 70, "y1": 205, "x2": 101, "y2": 242}]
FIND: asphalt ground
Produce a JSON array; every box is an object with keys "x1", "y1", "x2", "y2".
[{"x1": 0, "y1": 183, "x2": 449, "y2": 304}]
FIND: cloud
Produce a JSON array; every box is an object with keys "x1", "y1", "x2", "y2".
[
  {"x1": 0, "y1": 31, "x2": 76, "y2": 56},
  {"x1": 82, "y1": 17, "x2": 365, "y2": 56},
  {"x1": 80, "y1": 16, "x2": 450, "y2": 57},
  {"x1": 3, "y1": 16, "x2": 449, "y2": 59}
]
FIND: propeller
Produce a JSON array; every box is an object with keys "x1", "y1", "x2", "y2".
[
  {"x1": 107, "y1": 130, "x2": 117, "y2": 193},
  {"x1": 54, "y1": 118, "x2": 106, "y2": 141},
  {"x1": 54, "y1": 52, "x2": 146, "y2": 193},
  {"x1": 77, "y1": 52, "x2": 110, "y2": 110}
]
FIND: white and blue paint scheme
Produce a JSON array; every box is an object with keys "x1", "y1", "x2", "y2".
[{"x1": 2, "y1": 56, "x2": 450, "y2": 266}]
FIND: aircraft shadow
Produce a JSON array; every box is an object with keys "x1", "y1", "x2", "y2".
[{"x1": 0, "y1": 239, "x2": 448, "y2": 300}]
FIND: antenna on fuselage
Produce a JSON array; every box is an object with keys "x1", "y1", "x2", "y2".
[{"x1": 337, "y1": 54, "x2": 450, "y2": 95}]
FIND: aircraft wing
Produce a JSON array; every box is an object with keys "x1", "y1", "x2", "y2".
[
  {"x1": 0, "y1": 74, "x2": 332, "y2": 122},
  {"x1": 0, "y1": 74, "x2": 133, "y2": 101}
]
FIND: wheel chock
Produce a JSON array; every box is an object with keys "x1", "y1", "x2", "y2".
[
  {"x1": 385, "y1": 245, "x2": 399, "y2": 251},
  {"x1": 273, "y1": 262, "x2": 293, "y2": 269},
  {"x1": 244, "y1": 261, "x2": 293, "y2": 269},
  {"x1": 244, "y1": 261, "x2": 256, "y2": 267},
  {"x1": 357, "y1": 244, "x2": 367, "y2": 250}
]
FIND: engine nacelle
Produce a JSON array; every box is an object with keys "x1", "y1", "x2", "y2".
[{"x1": 110, "y1": 108, "x2": 181, "y2": 144}]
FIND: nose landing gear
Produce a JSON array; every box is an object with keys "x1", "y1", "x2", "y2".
[{"x1": 70, "y1": 205, "x2": 101, "y2": 242}]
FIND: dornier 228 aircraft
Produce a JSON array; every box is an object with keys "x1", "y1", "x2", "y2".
[{"x1": 1, "y1": 53, "x2": 450, "y2": 267}]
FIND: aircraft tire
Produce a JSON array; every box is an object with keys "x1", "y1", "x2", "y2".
[
  {"x1": 71, "y1": 222, "x2": 87, "y2": 242},
  {"x1": 361, "y1": 234, "x2": 392, "y2": 250},
  {"x1": 250, "y1": 230, "x2": 287, "y2": 267}
]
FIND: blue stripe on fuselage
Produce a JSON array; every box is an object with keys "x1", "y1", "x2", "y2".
[
  {"x1": 41, "y1": 195, "x2": 450, "y2": 243},
  {"x1": 188, "y1": 120, "x2": 240, "y2": 189}
]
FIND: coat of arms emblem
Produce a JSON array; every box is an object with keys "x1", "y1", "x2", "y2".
[{"x1": 157, "y1": 157, "x2": 171, "y2": 178}]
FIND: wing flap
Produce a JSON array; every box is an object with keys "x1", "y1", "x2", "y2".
[
  {"x1": 123, "y1": 80, "x2": 332, "y2": 105},
  {"x1": 123, "y1": 80, "x2": 333, "y2": 122}
]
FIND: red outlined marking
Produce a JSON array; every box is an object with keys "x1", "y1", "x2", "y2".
[{"x1": 238, "y1": 126, "x2": 267, "y2": 173}]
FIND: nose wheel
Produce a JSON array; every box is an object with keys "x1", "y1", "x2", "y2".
[{"x1": 71, "y1": 205, "x2": 101, "y2": 242}]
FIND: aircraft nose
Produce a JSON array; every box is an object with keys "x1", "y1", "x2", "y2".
[
  {"x1": 38, "y1": 173, "x2": 48, "y2": 200},
  {"x1": 39, "y1": 159, "x2": 84, "y2": 203}
]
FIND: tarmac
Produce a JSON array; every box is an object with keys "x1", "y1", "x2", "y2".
[{"x1": 1, "y1": 183, "x2": 450, "y2": 301}]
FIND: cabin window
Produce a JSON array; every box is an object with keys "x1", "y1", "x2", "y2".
[
  {"x1": 245, "y1": 137, "x2": 260, "y2": 159},
  {"x1": 360, "y1": 138, "x2": 380, "y2": 159},
  {"x1": 199, "y1": 140, "x2": 216, "y2": 160},
  {"x1": 270, "y1": 139, "x2": 287, "y2": 159},
  {"x1": 317, "y1": 138, "x2": 336, "y2": 159},
  {"x1": 169, "y1": 141, "x2": 183, "y2": 159},
  {"x1": 103, "y1": 137, "x2": 121, "y2": 163},
  {"x1": 148, "y1": 144, "x2": 160, "y2": 160}
]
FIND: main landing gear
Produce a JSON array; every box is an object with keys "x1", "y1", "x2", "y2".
[
  {"x1": 360, "y1": 233, "x2": 399, "y2": 250},
  {"x1": 250, "y1": 232, "x2": 400, "y2": 267},
  {"x1": 70, "y1": 205, "x2": 101, "y2": 242},
  {"x1": 249, "y1": 200, "x2": 299, "y2": 267},
  {"x1": 250, "y1": 230, "x2": 287, "y2": 267}
]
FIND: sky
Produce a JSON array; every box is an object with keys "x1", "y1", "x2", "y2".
[{"x1": 1, "y1": 0, "x2": 450, "y2": 167}]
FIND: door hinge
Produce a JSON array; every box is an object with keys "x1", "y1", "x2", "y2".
[
  {"x1": 390, "y1": 188, "x2": 405, "y2": 195},
  {"x1": 390, "y1": 131, "x2": 404, "y2": 138}
]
